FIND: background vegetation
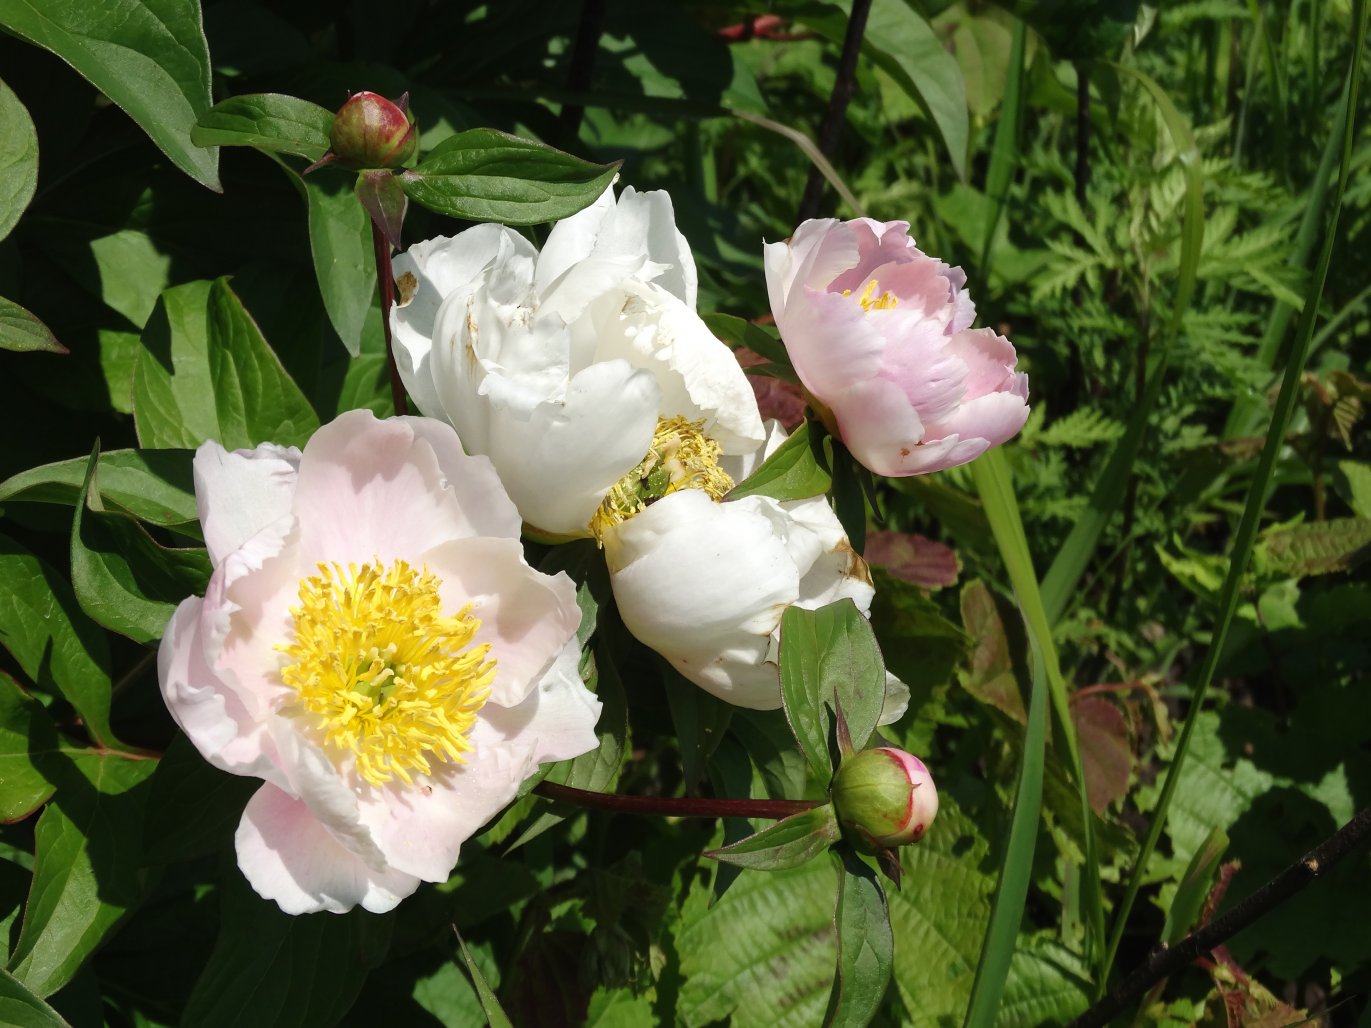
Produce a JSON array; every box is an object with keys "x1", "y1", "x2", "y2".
[{"x1": 0, "y1": 0, "x2": 1368, "y2": 1024}]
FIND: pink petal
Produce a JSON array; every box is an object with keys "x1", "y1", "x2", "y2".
[
  {"x1": 828, "y1": 375, "x2": 928, "y2": 478},
  {"x1": 236, "y1": 783, "x2": 419, "y2": 914},
  {"x1": 422, "y1": 536, "x2": 580, "y2": 708}
]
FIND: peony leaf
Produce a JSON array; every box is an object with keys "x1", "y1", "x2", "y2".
[
  {"x1": 0, "y1": 448, "x2": 198, "y2": 534},
  {"x1": 8, "y1": 754, "x2": 157, "y2": 998},
  {"x1": 0, "y1": 967, "x2": 71, "y2": 1028},
  {"x1": 706, "y1": 805, "x2": 840, "y2": 871},
  {"x1": 727, "y1": 421, "x2": 832, "y2": 502},
  {"x1": 455, "y1": 928, "x2": 513, "y2": 1028},
  {"x1": 305, "y1": 173, "x2": 375, "y2": 357},
  {"x1": 190, "y1": 93, "x2": 334, "y2": 161},
  {"x1": 0, "y1": 534, "x2": 117, "y2": 750},
  {"x1": 69, "y1": 444, "x2": 210, "y2": 645},
  {"x1": 141, "y1": 735, "x2": 258, "y2": 865},
  {"x1": 181, "y1": 872, "x2": 394, "y2": 1027},
  {"x1": 779, "y1": 599, "x2": 886, "y2": 779},
  {"x1": 400, "y1": 129, "x2": 619, "y2": 226},
  {"x1": 0, "y1": 673, "x2": 65, "y2": 823},
  {"x1": 0, "y1": 297, "x2": 63, "y2": 355},
  {"x1": 0, "y1": 0, "x2": 218, "y2": 190},
  {"x1": 0, "y1": 79, "x2": 37, "y2": 243},
  {"x1": 702, "y1": 312, "x2": 790, "y2": 368},
  {"x1": 133, "y1": 278, "x2": 320, "y2": 451},
  {"x1": 823, "y1": 850, "x2": 892, "y2": 1028}
]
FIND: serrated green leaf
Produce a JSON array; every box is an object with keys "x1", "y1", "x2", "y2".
[
  {"x1": 305, "y1": 173, "x2": 375, "y2": 357},
  {"x1": 133, "y1": 278, "x2": 319, "y2": 451},
  {"x1": 0, "y1": 78, "x2": 37, "y2": 243},
  {"x1": 728, "y1": 421, "x2": 832, "y2": 501},
  {"x1": 677, "y1": 858, "x2": 839, "y2": 1027},
  {"x1": 0, "y1": 297, "x2": 62, "y2": 355},
  {"x1": 0, "y1": 534, "x2": 117, "y2": 750},
  {"x1": 996, "y1": 938, "x2": 1092, "y2": 1027},
  {"x1": 1254, "y1": 517, "x2": 1371, "y2": 577},
  {"x1": 0, "y1": 967, "x2": 71, "y2": 1028},
  {"x1": 0, "y1": 0, "x2": 219, "y2": 190},
  {"x1": 824, "y1": 850, "x2": 892, "y2": 1028},
  {"x1": 886, "y1": 797, "x2": 995, "y2": 1027},
  {"x1": 707, "y1": 804, "x2": 839, "y2": 871},
  {"x1": 0, "y1": 449, "x2": 198, "y2": 533},
  {"x1": 70, "y1": 444, "x2": 208, "y2": 644},
  {"x1": 8, "y1": 754, "x2": 157, "y2": 998},
  {"x1": 181, "y1": 873, "x2": 393, "y2": 1027},
  {"x1": 779, "y1": 600, "x2": 886, "y2": 779},
  {"x1": 191, "y1": 93, "x2": 334, "y2": 160},
  {"x1": 400, "y1": 129, "x2": 618, "y2": 225}
]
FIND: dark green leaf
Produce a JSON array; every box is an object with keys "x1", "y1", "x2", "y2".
[
  {"x1": 400, "y1": 129, "x2": 618, "y2": 226},
  {"x1": 0, "y1": 967, "x2": 71, "y2": 1028},
  {"x1": 181, "y1": 873, "x2": 393, "y2": 1027},
  {"x1": 70, "y1": 444, "x2": 208, "y2": 644},
  {"x1": 306, "y1": 174, "x2": 375, "y2": 357},
  {"x1": 0, "y1": 0, "x2": 219, "y2": 189},
  {"x1": 8, "y1": 754, "x2": 157, "y2": 997},
  {"x1": 701, "y1": 312, "x2": 791, "y2": 368},
  {"x1": 133, "y1": 278, "x2": 320, "y2": 450},
  {"x1": 0, "y1": 534, "x2": 117, "y2": 750},
  {"x1": 0, "y1": 78, "x2": 37, "y2": 243},
  {"x1": 727, "y1": 421, "x2": 832, "y2": 501},
  {"x1": 867, "y1": 570, "x2": 967, "y2": 696},
  {"x1": 0, "y1": 297, "x2": 63, "y2": 355},
  {"x1": 823, "y1": 849, "x2": 892, "y2": 1028},
  {"x1": 455, "y1": 928, "x2": 513, "y2": 1028},
  {"x1": 779, "y1": 600, "x2": 886, "y2": 779},
  {"x1": 0, "y1": 449, "x2": 198, "y2": 533},
  {"x1": 191, "y1": 93, "x2": 334, "y2": 161},
  {"x1": 665, "y1": 666, "x2": 733, "y2": 794},
  {"x1": 706, "y1": 804, "x2": 839, "y2": 871},
  {"x1": 141, "y1": 734, "x2": 258, "y2": 865},
  {"x1": 0, "y1": 673, "x2": 66, "y2": 823}
]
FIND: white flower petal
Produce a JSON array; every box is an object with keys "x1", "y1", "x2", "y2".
[
  {"x1": 236, "y1": 783, "x2": 420, "y2": 914},
  {"x1": 193, "y1": 440, "x2": 300, "y2": 568}
]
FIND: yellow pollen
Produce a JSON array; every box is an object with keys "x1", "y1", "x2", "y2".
[
  {"x1": 277, "y1": 559, "x2": 494, "y2": 787},
  {"x1": 590, "y1": 416, "x2": 734, "y2": 541},
  {"x1": 843, "y1": 279, "x2": 899, "y2": 312}
]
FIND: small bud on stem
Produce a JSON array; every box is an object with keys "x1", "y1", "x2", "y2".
[
  {"x1": 830, "y1": 747, "x2": 939, "y2": 851},
  {"x1": 329, "y1": 91, "x2": 417, "y2": 169}
]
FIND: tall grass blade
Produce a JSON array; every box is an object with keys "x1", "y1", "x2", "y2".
[
  {"x1": 971, "y1": 450, "x2": 1104, "y2": 970},
  {"x1": 1040, "y1": 65, "x2": 1205, "y2": 625},
  {"x1": 979, "y1": 17, "x2": 1026, "y2": 277},
  {"x1": 962, "y1": 642, "x2": 1048, "y2": 1028},
  {"x1": 1098, "y1": 5, "x2": 1367, "y2": 992}
]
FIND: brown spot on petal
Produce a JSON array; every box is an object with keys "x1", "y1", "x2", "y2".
[
  {"x1": 396, "y1": 271, "x2": 418, "y2": 306},
  {"x1": 900, "y1": 447, "x2": 911, "y2": 457}
]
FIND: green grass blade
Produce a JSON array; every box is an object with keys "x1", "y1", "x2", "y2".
[
  {"x1": 979, "y1": 17, "x2": 1026, "y2": 276},
  {"x1": 1040, "y1": 64, "x2": 1205, "y2": 625},
  {"x1": 971, "y1": 450, "x2": 1104, "y2": 971},
  {"x1": 962, "y1": 642, "x2": 1048, "y2": 1028},
  {"x1": 1098, "y1": 3, "x2": 1367, "y2": 992}
]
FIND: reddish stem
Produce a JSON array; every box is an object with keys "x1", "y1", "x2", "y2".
[
  {"x1": 534, "y1": 781, "x2": 822, "y2": 820},
  {"x1": 371, "y1": 220, "x2": 408, "y2": 416}
]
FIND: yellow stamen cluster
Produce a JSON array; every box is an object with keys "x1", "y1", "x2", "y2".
[
  {"x1": 844, "y1": 279, "x2": 899, "y2": 311},
  {"x1": 278, "y1": 559, "x2": 494, "y2": 787},
  {"x1": 590, "y1": 416, "x2": 734, "y2": 541}
]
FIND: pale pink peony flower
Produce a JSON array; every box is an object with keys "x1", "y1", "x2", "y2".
[
  {"x1": 764, "y1": 218, "x2": 1029, "y2": 476},
  {"x1": 158, "y1": 410, "x2": 600, "y2": 914}
]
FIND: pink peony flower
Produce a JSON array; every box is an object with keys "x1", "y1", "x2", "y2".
[
  {"x1": 158, "y1": 410, "x2": 600, "y2": 914},
  {"x1": 764, "y1": 218, "x2": 1029, "y2": 476}
]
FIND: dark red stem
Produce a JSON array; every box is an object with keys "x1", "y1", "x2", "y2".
[
  {"x1": 534, "y1": 781, "x2": 823, "y2": 820},
  {"x1": 371, "y1": 220, "x2": 408, "y2": 416}
]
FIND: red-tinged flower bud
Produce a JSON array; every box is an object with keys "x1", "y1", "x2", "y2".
[
  {"x1": 329, "y1": 91, "x2": 417, "y2": 169},
  {"x1": 831, "y1": 747, "x2": 939, "y2": 850}
]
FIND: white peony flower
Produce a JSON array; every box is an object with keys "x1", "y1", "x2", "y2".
[
  {"x1": 158, "y1": 410, "x2": 600, "y2": 914},
  {"x1": 602, "y1": 421, "x2": 902, "y2": 717},
  {"x1": 390, "y1": 184, "x2": 765, "y2": 538}
]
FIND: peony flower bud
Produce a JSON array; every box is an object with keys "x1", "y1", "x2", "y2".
[
  {"x1": 765, "y1": 218, "x2": 1029, "y2": 477},
  {"x1": 831, "y1": 747, "x2": 939, "y2": 850},
  {"x1": 329, "y1": 91, "x2": 417, "y2": 169}
]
